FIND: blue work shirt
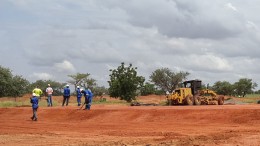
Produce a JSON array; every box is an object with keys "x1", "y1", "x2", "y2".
[
  {"x1": 76, "y1": 88, "x2": 82, "y2": 98},
  {"x1": 30, "y1": 96, "x2": 39, "y2": 109},
  {"x1": 63, "y1": 87, "x2": 70, "y2": 96}
]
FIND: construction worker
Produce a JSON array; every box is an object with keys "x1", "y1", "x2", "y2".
[
  {"x1": 32, "y1": 86, "x2": 43, "y2": 100},
  {"x1": 76, "y1": 86, "x2": 82, "y2": 106},
  {"x1": 81, "y1": 88, "x2": 93, "y2": 110},
  {"x1": 62, "y1": 84, "x2": 70, "y2": 106},
  {"x1": 46, "y1": 84, "x2": 53, "y2": 107},
  {"x1": 30, "y1": 93, "x2": 39, "y2": 121}
]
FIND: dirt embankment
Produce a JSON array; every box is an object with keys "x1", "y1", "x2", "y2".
[{"x1": 0, "y1": 95, "x2": 260, "y2": 146}]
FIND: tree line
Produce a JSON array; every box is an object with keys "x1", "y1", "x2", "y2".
[{"x1": 0, "y1": 63, "x2": 259, "y2": 102}]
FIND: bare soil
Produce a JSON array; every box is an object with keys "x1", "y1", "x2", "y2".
[{"x1": 0, "y1": 95, "x2": 260, "y2": 146}]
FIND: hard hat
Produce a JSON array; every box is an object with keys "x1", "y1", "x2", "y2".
[
  {"x1": 48, "y1": 84, "x2": 50, "y2": 86},
  {"x1": 66, "y1": 84, "x2": 69, "y2": 87},
  {"x1": 32, "y1": 93, "x2": 36, "y2": 96},
  {"x1": 80, "y1": 89, "x2": 83, "y2": 92},
  {"x1": 77, "y1": 86, "x2": 80, "y2": 88}
]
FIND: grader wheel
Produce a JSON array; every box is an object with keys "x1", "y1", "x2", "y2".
[
  {"x1": 217, "y1": 95, "x2": 224, "y2": 105},
  {"x1": 185, "y1": 95, "x2": 194, "y2": 105},
  {"x1": 194, "y1": 95, "x2": 201, "y2": 105}
]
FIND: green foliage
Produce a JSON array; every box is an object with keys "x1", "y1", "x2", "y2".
[
  {"x1": 108, "y1": 62, "x2": 145, "y2": 102},
  {"x1": 92, "y1": 86, "x2": 108, "y2": 97},
  {"x1": 0, "y1": 101, "x2": 24, "y2": 107},
  {"x1": 154, "y1": 89, "x2": 165, "y2": 95},
  {"x1": 254, "y1": 90, "x2": 260, "y2": 94},
  {"x1": 67, "y1": 73, "x2": 97, "y2": 93},
  {"x1": 212, "y1": 81, "x2": 233, "y2": 96},
  {"x1": 212, "y1": 78, "x2": 258, "y2": 97},
  {"x1": 0, "y1": 66, "x2": 30, "y2": 97},
  {"x1": 140, "y1": 82, "x2": 155, "y2": 96},
  {"x1": 150, "y1": 68, "x2": 189, "y2": 92},
  {"x1": 233, "y1": 78, "x2": 257, "y2": 97},
  {"x1": 0, "y1": 66, "x2": 12, "y2": 97}
]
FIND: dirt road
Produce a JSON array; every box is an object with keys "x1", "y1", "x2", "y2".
[{"x1": 0, "y1": 103, "x2": 260, "y2": 146}]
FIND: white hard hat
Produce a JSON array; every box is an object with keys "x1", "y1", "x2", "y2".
[
  {"x1": 77, "y1": 86, "x2": 80, "y2": 88},
  {"x1": 32, "y1": 93, "x2": 36, "y2": 96},
  {"x1": 48, "y1": 84, "x2": 50, "y2": 86},
  {"x1": 66, "y1": 84, "x2": 69, "y2": 87}
]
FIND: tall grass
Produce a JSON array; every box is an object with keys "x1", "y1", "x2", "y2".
[
  {"x1": 237, "y1": 94, "x2": 260, "y2": 104},
  {"x1": 245, "y1": 94, "x2": 260, "y2": 98}
]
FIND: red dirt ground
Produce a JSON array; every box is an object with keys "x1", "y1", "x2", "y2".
[{"x1": 0, "y1": 95, "x2": 260, "y2": 146}]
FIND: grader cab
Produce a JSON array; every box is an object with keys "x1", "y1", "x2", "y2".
[{"x1": 166, "y1": 80, "x2": 224, "y2": 105}]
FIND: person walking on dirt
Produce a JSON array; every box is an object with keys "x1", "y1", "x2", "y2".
[
  {"x1": 30, "y1": 93, "x2": 39, "y2": 121},
  {"x1": 81, "y1": 88, "x2": 93, "y2": 110},
  {"x1": 46, "y1": 84, "x2": 53, "y2": 107},
  {"x1": 33, "y1": 86, "x2": 43, "y2": 100},
  {"x1": 76, "y1": 86, "x2": 82, "y2": 106},
  {"x1": 62, "y1": 85, "x2": 70, "y2": 106}
]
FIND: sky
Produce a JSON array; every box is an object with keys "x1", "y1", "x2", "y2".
[{"x1": 1, "y1": 0, "x2": 260, "y2": 89}]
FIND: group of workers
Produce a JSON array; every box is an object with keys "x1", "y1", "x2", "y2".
[{"x1": 30, "y1": 84, "x2": 93, "y2": 121}]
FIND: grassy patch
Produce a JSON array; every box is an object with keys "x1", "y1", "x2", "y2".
[
  {"x1": 0, "y1": 101, "x2": 28, "y2": 107},
  {"x1": 245, "y1": 94, "x2": 260, "y2": 98}
]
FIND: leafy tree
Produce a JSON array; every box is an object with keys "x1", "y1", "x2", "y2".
[
  {"x1": 233, "y1": 78, "x2": 257, "y2": 97},
  {"x1": 212, "y1": 81, "x2": 233, "y2": 96},
  {"x1": 0, "y1": 66, "x2": 13, "y2": 97},
  {"x1": 254, "y1": 90, "x2": 260, "y2": 94},
  {"x1": 67, "y1": 73, "x2": 97, "y2": 92},
  {"x1": 140, "y1": 82, "x2": 155, "y2": 96},
  {"x1": 150, "y1": 68, "x2": 189, "y2": 92},
  {"x1": 108, "y1": 62, "x2": 145, "y2": 102},
  {"x1": 11, "y1": 75, "x2": 30, "y2": 97},
  {"x1": 92, "y1": 86, "x2": 108, "y2": 97},
  {"x1": 0, "y1": 66, "x2": 29, "y2": 97}
]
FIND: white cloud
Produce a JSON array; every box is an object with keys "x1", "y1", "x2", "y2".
[
  {"x1": 246, "y1": 21, "x2": 259, "y2": 30},
  {"x1": 30, "y1": 72, "x2": 53, "y2": 80},
  {"x1": 225, "y1": 3, "x2": 238, "y2": 11},
  {"x1": 53, "y1": 60, "x2": 75, "y2": 73}
]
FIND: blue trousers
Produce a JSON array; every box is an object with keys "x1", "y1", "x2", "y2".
[
  {"x1": 85, "y1": 97, "x2": 92, "y2": 110},
  {"x1": 62, "y1": 96, "x2": 70, "y2": 106},
  {"x1": 32, "y1": 108, "x2": 38, "y2": 120},
  {"x1": 47, "y1": 94, "x2": 52, "y2": 107},
  {"x1": 77, "y1": 97, "x2": 82, "y2": 106}
]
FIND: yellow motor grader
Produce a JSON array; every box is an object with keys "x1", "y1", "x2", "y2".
[{"x1": 166, "y1": 80, "x2": 224, "y2": 105}]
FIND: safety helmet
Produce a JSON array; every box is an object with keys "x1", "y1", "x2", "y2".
[
  {"x1": 32, "y1": 93, "x2": 36, "y2": 96},
  {"x1": 66, "y1": 84, "x2": 69, "y2": 87},
  {"x1": 77, "y1": 86, "x2": 80, "y2": 88}
]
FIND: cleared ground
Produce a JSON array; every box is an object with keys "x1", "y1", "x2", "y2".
[{"x1": 0, "y1": 95, "x2": 260, "y2": 146}]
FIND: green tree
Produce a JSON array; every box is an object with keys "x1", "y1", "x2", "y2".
[
  {"x1": 140, "y1": 82, "x2": 155, "y2": 96},
  {"x1": 0, "y1": 66, "x2": 13, "y2": 97},
  {"x1": 92, "y1": 86, "x2": 108, "y2": 97},
  {"x1": 108, "y1": 62, "x2": 145, "y2": 102},
  {"x1": 233, "y1": 78, "x2": 257, "y2": 97},
  {"x1": 67, "y1": 73, "x2": 97, "y2": 92},
  {"x1": 11, "y1": 75, "x2": 30, "y2": 97},
  {"x1": 212, "y1": 81, "x2": 233, "y2": 96},
  {"x1": 0, "y1": 66, "x2": 29, "y2": 97},
  {"x1": 150, "y1": 68, "x2": 189, "y2": 92}
]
